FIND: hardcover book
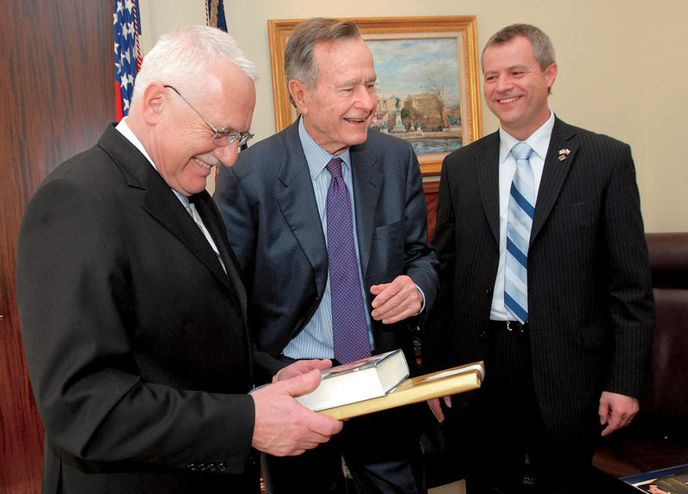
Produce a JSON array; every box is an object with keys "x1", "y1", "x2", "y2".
[
  {"x1": 295, "y1": 348, "x2": 485, "y2": 420},
  {"x1": 318, "y1": 360, "x2": 485, "y2": 420},
  {"x1": 296, "y1": 349, "x2": 410, "y2": 412},
  {"x1": 622, "y1": 463, "x2": 688, "y2": 493}
]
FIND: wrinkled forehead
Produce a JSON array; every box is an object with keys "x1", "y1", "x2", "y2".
[{"x1": 313, "y1": 38, "x2": 376, "y2": 83}]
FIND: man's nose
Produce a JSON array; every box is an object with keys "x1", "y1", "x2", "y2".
[
  {"x1": 355, "y1": 86, "x2": 376, "y2": 111},
  {"x1": 214, "y1": 140, "x2": 240, "y2": 167}
]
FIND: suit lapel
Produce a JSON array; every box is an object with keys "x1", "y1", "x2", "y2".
[
  {"x1": 98, "y1": 125, "x2": 235, "y2": 293},
  {"x1": 478, "y1": 132, "x2": 501, "y2": 243},
  {"x1": 350, "y1": 142, "x2": 383, "y2": 278},
  {"x1": 192, "y1": 193, "x2": 247, "y2": 317},
  {"x1": 275, "y1": 123, "x2": 329, "y2": 297},
  {"x1": 531, "y1": 118, "x2": 577, "y2": 243},
  {"x1": 141, "y1": 179, "x2": 233, "y2": 290}
]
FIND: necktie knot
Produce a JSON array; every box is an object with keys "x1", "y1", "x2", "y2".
[
  {"x1": 326, "y1": 157, "x2": 344, "y2": 180},
  {"x1": 511, "y1": 142, "x2": 533, "y2": 162}
]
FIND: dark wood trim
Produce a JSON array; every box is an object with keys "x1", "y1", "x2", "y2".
[{"x1": 0, "y1": 2, "x2": 113, "y2": 492}]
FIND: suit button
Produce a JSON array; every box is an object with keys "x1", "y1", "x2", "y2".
[
  {"x1": 479, "y1": 331, "x2": 487, "y2": 339},
  {"x1": 484, "y1": 287, "x2": 493, "y2": 294}
]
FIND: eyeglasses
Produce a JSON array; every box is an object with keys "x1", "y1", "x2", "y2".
[{"x1": 164, "y1": 84, "x2": 254, "y2": 147}]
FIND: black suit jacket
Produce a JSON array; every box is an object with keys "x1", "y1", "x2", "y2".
[
  {"x1": 425, "y1": 118, "x2": 654, "y2": 442},
  {"x1": 16, "y1": 125, "x2": 272, "y2": 493},
  {"x1": 214, "y1": 121, "x2": 438, "y2": 376}
]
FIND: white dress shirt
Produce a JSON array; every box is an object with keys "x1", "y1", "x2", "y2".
[{"x1": 489, "y1": 110, "x2": 555, "y2": 321}]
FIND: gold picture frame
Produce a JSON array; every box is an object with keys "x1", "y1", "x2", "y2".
[{"x1": 267, "y1": 16, "x2": 483, "y2": 176}]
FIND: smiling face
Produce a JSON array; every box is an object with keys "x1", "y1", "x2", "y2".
[
  {"x1": 139, "y1": 60, "x2": 255, "y2": 196},
  {"x1": 482, "y1": 35, "x2": 557, "y2": 141},
  {"x1": 290, "y1": 38, "x2": 377, "y2": 155}
]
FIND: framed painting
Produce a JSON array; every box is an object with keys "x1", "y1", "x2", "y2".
[{"x1": 267, "y1": 16, "x2": 483, "y2": 176}]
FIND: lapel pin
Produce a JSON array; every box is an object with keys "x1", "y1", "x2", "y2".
[{"x1": 558, "y1": 148, "x2": 571, "y2": 161}]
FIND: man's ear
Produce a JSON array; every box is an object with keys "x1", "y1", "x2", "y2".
[
  {"x1": 544, "y1": 62, "x2": 558, "y2": 90},
  {"x1": 141, "y1": 82, "x2": 167, "y2": 124},
  {"x1": 288, "y1": 79, "x2": 309, "y2": 115}
]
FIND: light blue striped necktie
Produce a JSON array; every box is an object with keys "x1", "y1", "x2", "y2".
[{"x1": 505, "y1": 142, "x2": 535, "y2": 323}]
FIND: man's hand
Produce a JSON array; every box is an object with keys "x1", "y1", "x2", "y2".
[
  {"x1": 251, "y1": 369, "x2": 343, "y2": 456},
  {"x1": 599, "y1": 391, "x2": 639, "y2": 437},
  {"x1": 370, "y1": 275, "x2": 422, "y2": 324},
  {"x1": 273, "y1": 359, "x2": 333, "y2": 382},
  {"x1": 427, "y1": 396, "x2": 452, "y2": 423}
]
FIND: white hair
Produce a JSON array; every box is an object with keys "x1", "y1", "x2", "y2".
[{"x1": 132, "y1": 25, "x2": 256, "y2": 102}]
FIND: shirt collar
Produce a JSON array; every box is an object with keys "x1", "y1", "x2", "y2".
[
  {"x1": 115, "y1": 117, "x2": 157, "y2": 170},
  {"x1": 499, "y1": 110, "x2": 555, "y2": 162},
  {"x1": 115, "y1": 118, "x2": 190, "y2": 208},
  {"x1": 298, "y1": 117, "x2": 352, "y2": 178}
]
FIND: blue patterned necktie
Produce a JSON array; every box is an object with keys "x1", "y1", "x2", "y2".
[
  {"x1": 505, "y1": 142, "x2": 535, "y2": 323},
  {"x1": 326, "y1": 157, "x2": 371, "y2": 363}
]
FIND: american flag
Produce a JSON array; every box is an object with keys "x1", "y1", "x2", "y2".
[
  {"x1": 205, "y1": 0, "x2": 228, "y2": 32},
  {"x1": 114, "y1": 0, "x2": 142, "y2": 121},
  {"x1": 206, "y1": 0, "x2": 229, "y2": 183}
]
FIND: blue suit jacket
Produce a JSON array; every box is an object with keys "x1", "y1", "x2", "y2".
[{"x1": 215, "y1": 121, "x2": 438, "y2": 377}]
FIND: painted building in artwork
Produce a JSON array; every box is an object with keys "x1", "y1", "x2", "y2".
[{"x1": 374, "y1": 94, "x2": 460, "y2": 132}]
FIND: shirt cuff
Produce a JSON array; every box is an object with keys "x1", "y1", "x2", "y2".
[{"x1": 415, "y1": 284, "x2": 426, "y2": 315}]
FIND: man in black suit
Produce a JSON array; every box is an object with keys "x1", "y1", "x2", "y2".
[
  {"x1": 15, "y1": 25, "x2": 342, "y2": 494},
  {"x1": 424, "y1": 24, "x2": 654, "y2": 493},
  {"x1": 214, "y1": 17, "x2": 438, "y2": 494}
]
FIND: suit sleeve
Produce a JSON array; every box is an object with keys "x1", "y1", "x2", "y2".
[
  {"x1": 214, "y1": 165, "x2": 257, "y2": 288},
  {"x1": 16, "y1": 179, "x2": 255, "y2": 473},
  {"x1": 602, "y1": 144, "x2": 655, "y2": 397},
  {"x1": 402, "y1": 146, "x2": 440, "y2": 314},
  {"x1": 422, "y1": 155, "x2": 457, "y2": 371}
]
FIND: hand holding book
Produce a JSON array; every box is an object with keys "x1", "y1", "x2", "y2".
[
  {"x1": 251, "y1": 367, "x2": 343, "y2": 456},
  {"x1": 273, "y1": 358, "x2": 335, "y2": 382},
  {"x1": 295, "y1": 349, "x2": 485, "y2": 420}
]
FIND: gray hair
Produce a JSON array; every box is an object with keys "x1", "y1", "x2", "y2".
[
  {"x1": 132, "y1": 25, "x2": 256, "y2": 102},
  {"x1": 481, "y1": 23, "x2": 556, "y2": 70},
  {"x1": 284, "y1": 17, "x2": 361, "y2": 106}
]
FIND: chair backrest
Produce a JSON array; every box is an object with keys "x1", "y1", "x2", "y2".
[{"x1": 640, "y1": 233, "x2": 688, "y2": 432}]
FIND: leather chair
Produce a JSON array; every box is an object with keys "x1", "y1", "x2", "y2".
[{"x1": 594, "y1": 232, "x2": 688, "y2": 477}]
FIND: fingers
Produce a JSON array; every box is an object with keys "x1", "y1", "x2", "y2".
[
  {"x1": 279, "y1": 368, "x2": 322, "y2": 396},
  {"x1": 302, "y1": 407, "x2": 344, "y2": 438},
  {"x1": 274, "y1": 359, "x2": 333, "y2": 382},
  {"x1": 251, "y1": 372, "x2": 343, "y2": 456},
  {"x1": 599, "y1": 391, "x2": 639, "y2": 437},
  {"x1": 598, "y1": 397, "x2": 610, "y2": 425},
  {"x1": 427, "y1": 398, "x2": 445, "y2": 423},
  {"x1": 600, "y1": 414, "x2": 623, "y2": 437},
  {"x1": 370, "y1": 275, "x2": 421, "y2": 324}
]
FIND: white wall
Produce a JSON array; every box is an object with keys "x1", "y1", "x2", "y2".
[{"x1": 138, "y1": 0, "x2": 688, "y2": 232}]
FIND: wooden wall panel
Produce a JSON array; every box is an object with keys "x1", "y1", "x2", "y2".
[
  {"x1": 0, "y1": 4, "x2": 443, "y2": 492},
  {"x1": 0, "y1": 2, "x2": 112, "y2": 493},
  {"x1": 423, "y1": 180, "x2": 440, "y2": 243}
]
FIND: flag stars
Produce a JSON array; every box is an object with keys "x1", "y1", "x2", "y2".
[{"x1": 114, "y1": 0, "x2": 140, "y2": 117}]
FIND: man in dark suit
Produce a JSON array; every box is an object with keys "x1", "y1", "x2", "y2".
[
  {"x1": 15, "y1": 26, "x2": 342, "y2": 494},
  {"x1": 214, "y1": 18, "x2": 438, "y2": 494},
  {"x1": 424, "y1": 24, "x2": 654, "y2": 493}
]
